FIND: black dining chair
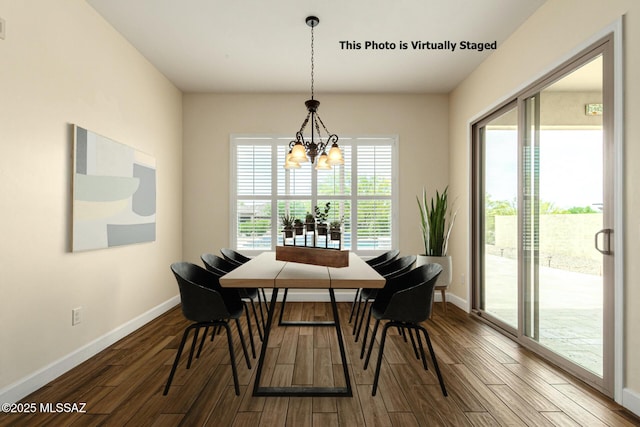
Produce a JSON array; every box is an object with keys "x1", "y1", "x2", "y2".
[
  {"x1": 363, "y1": 263, "x2": 447, "y2": 397},
  {"x1": 352, "y1": 254, "x2": 413, "y2": 336},
  {"x1": 220, "y1": 248, "x2": 269, "y2": 319},
  {"x1": 220, "y1": 248, "x2": 252, "y2": 266},
  {"x1": 201, "y1": 253, "x2": 265, "y2": 343},
  {"x1": 164, "y1": 262, "x2": 251, "y2": 396},
  {"x1": 350, "y1": 250, "x2": 400, "y2": 323},
  {"x1": 354, "y1": 255, "x2": 417, "y2": 355},
  {"x1": 365, "y1": 249, "x2": 401, "y2": 268}
]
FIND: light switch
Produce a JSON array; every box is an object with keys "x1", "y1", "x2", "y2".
[{"x1": 0, "y1": 17, "x2": 5, "y2": 40}]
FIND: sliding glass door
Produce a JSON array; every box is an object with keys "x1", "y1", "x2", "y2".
[
  {"x1": 476, "y1": 103, "x2": 519, "y2": 332},
  {"x1": 473, "y1": 38, "x2": 614, "y2": 395},
  {"x1": 522, "y1": 52, "x2": 612, "y2": 380}
]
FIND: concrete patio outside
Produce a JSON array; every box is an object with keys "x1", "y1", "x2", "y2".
[{"x1": 484, "y1": 253, "x2": 603, "y2": 376}]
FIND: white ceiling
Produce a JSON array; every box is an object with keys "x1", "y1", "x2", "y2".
[{"x1": 86, "y1": 0, "x2": 547, "y2": 94}]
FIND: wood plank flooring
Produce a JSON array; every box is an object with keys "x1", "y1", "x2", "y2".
[{"x1": 1, "y1": 302, "x2": 638, "y2": 426}]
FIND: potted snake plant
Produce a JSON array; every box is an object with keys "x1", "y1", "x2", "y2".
[{"x1": 416, "y1": 187, "x2": 457, "y2": 292}]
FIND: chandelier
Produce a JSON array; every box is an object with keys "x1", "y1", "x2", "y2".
[{"x1": 285, "y1": 16, "x2": 344, "y2": 170}]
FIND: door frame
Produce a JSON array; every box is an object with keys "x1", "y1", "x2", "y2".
[{"x1": 469, "y1": 19, "x2": 624, "y2": 401}]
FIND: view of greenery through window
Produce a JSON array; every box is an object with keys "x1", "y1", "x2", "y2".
[
  {"x1": 485, "y1": 193, "x2": 601, "y2": 274},
  {"x1": 484, "y1": 193, "x2": 599, "y2": 243}
]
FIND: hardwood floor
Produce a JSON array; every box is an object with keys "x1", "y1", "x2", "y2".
[{"x1": 2, "y1": 302, "x2": 638, "y2": 426}]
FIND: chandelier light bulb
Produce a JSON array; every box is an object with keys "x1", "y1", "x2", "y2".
[
  {"x1": 315, "y1": 153, "x2": 331, "y2": 170},
  {"x1": 284, "y1": 151, "x2": 301, "y2": 169},
  {"x1": 291, "y1": 142, "x2": 309, "y2": 163},
  {"x1": 327, "y1": 143, "x2": 344, "y2": 165}
]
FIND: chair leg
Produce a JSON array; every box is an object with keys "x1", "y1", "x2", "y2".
[
  {"x1": 210, "y1": 325, "x2": 221, "y2": 341},
  {"x1": 196, "y1": 326, "x2": 209, "y2": 359},
  {"x1": 243, "y1": 303, "x2": 256, "y2": 359},
  {"x1": 349, "y1": 288, "x2": 361, "y2": 323},
  {"x1": 400, "y1": 326, "x2": 408, "y2": 341},
  {"x1": 419, "y1": 325, "x2": 447, "y2": 396},
  {"x1": 407, "y1": 327, "x2": 421, "y2": 360},
  {"x1": 363, "y1": 319, "x2": 380, "y2": 370},
  {"x1": 360, "y1": 304, "x2": 374, "y2": 359},
  {"x1": 414, "y1": 326, "x2": 428, "y2": 370},
  {"x1": 355, "y1": 297, "x2": 372, "y2": 342},
  {"x1": 250, "y1": 298, "x2": 264, "y2": 341},
  {"x1": 235, "y1": 318, "x2": 251, "y2": 369},
  {"x1": 352, "y1": 296, "x2": 363, "y2": 335},
  {"x1": 441, "y1": 288, "x2": 447, "y2": 315},
  {"x1": 186, "y1": 326, "x2": 201, "y2": 369},
  {"x1": 164, "y1": 324, "x2": 195, "y2": 395},
  {"x1": 222, "y1": 322, "x2": 241, "y2": 396},
  {"x1": 372, "y1": 322, "x2": 393, "y2": 396}
]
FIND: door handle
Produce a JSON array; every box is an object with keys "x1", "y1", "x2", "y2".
[{"x1": 595, "y1": 229, "x2": 612, "y2": 255}]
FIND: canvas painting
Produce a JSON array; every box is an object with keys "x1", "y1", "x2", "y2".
[{"x1": 72, "y1": 125, "x2": 156, "y2": 251}]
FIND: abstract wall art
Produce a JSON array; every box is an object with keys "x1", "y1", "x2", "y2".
[{"x1": 72, "y1": 125, "x2": 156, "y2": 251}]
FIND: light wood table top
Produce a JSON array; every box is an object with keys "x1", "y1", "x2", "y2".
[{"x1": 219, "y1": 252, "x2": 385, "y2": 289}]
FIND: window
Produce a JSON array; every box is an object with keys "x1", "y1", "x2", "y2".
[{"x1": 231, "y1": 135, "x2": 398, "y2": 255}]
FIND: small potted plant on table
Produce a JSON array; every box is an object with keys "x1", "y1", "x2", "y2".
[
  {"x1": 305, "y1": 212, "x2": 315, "y2": 232},
  {"x1": 330, "y1": 217, "x2": 343, "y2": 241},
  {"x1": 281, "y1": 213, "x2": 294, "y2": 238},
  {"x1": 315, "y1": 202, "x2": 331, "y2": 236}
]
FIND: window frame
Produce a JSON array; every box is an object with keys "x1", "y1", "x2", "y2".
[{"x1": 230, "y1": 134, "x2": 399, "y2": 256}]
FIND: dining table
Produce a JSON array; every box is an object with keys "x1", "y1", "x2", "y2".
[{"x1": 219, "y1": 251, "x2": 385, "y2": 397}]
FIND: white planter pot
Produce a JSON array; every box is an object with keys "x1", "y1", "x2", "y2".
[{"x1": 415, "y1": 255, "x2": 452, "y2": 290}]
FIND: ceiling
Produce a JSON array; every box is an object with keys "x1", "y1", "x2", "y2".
[
  {"x1": 547, "y1": 56, "x2": 602, "y2": 92},
  {"x1": 86, "y1": 0, "x2": 547, "y2": 94}
]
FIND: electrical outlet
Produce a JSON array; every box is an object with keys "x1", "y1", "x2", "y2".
[
  {"x1": 72, "y1": 307, "x2": 82, "y2": 326},
  {"x1": 0, "y1": 17, "x2": 5, "y2": 40}
]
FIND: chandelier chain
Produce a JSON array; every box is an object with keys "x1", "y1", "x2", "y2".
[{"x1": 310, "y1": 23, "x2": 314, "y2": 99}]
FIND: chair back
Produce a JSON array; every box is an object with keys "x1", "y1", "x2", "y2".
[
  {"x1": 366, "y1": 249, "x2": 400, "y2": 267},
  {"x1": 375, "y1": 255, "x2": 417, "y2": 279},
  {"x1": 374, "y1": 263, "x2": 442, "y2": 324},
  {"x1": 220, "y1": 248, "x2": 251, "y2": 266},
  {"x1": 201, "y1": 253, "x2": 238, "y2": 275},
  {"x1": 171, "y1": 262, "x2": 232, "y2": 322}
]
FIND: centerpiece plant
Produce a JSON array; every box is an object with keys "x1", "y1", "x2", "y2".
[
  {"x1": 281, "y1": 213, "x2": 295, "y2": 238},
  {"x1": 305, "y1": 212, "x2": 315, "y2": 232},
  {"x1": 330, "y1": 216, "x2": 344, "y2": 241},
  {"x1": 314, "y1": 202, "x2": 331, "y2": 236}
]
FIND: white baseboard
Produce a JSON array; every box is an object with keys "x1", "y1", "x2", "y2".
[
  {"x1": 0, "y1": 295, "x2": 180, "y2": 404},
  {"x1": 623, "y1": 387, "x2": 640, "y2": 417},
  {"x1": 443, "y1": 291, "x2": 469, "y2": 312}
]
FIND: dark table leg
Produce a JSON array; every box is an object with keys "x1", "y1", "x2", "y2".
[{"x1": 252, "y1": 288, "x2": 352, "y2": 397}]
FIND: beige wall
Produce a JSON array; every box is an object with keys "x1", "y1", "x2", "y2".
[
  {"x1": 0, "y1": 0, "x2": 182, "y2": 392},
  {"x1": 448, "y1": 0, "x2": 639, "y2": 401},
  {"x1": 182, "y1": 93, "x2": 448, "y2": 264}
]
